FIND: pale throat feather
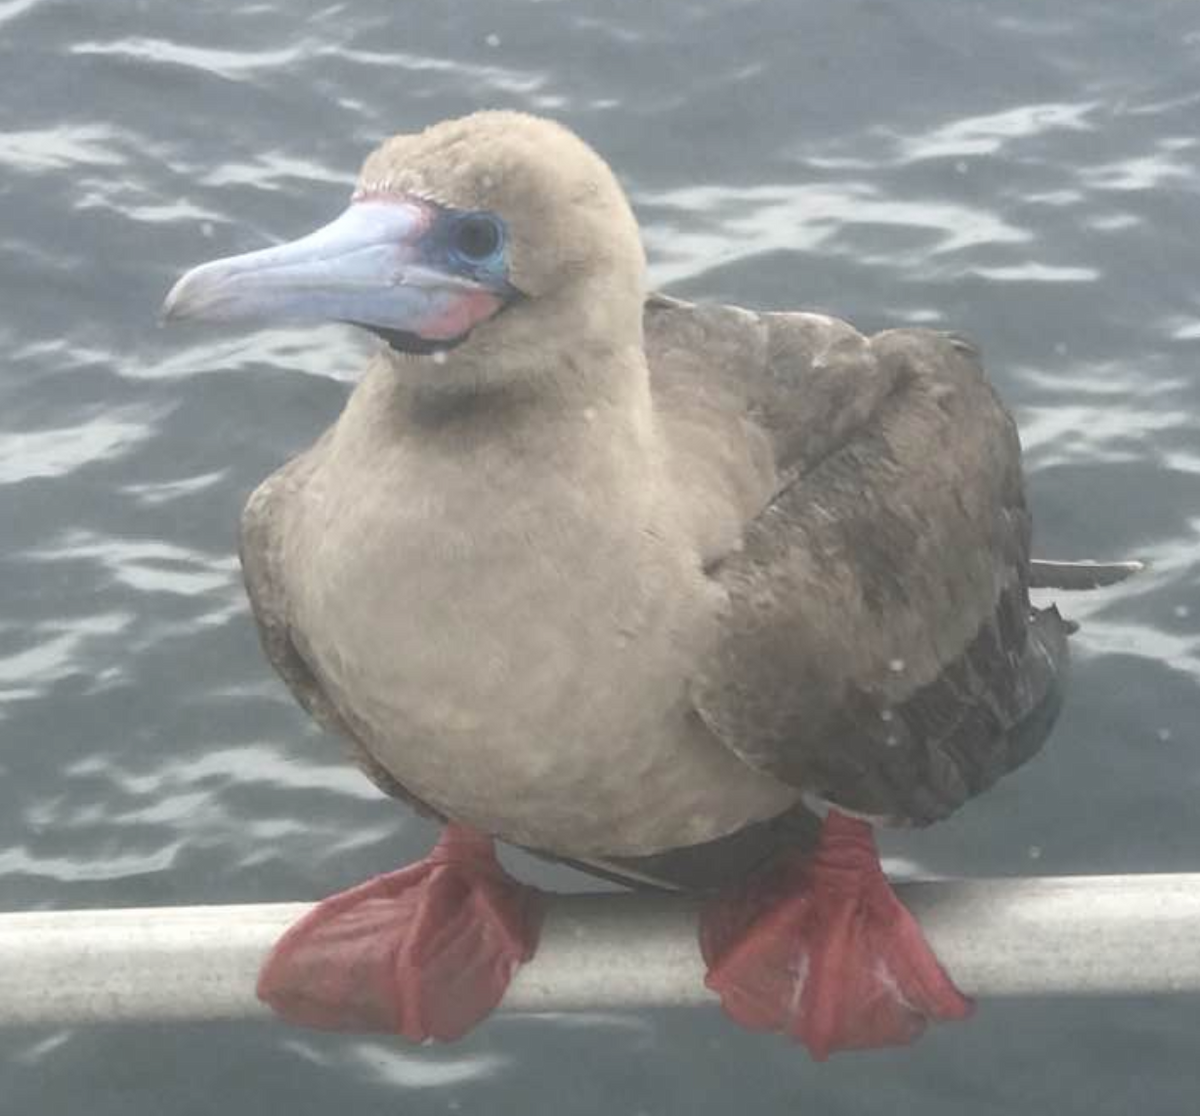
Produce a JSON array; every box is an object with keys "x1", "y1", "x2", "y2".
[{"x1": 285, "y1": 354, "x2": 795, "y2": 855}]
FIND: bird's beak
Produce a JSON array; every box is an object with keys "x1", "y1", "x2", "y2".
[{"x1": 162, "y1": 200, "x2": 504, "y2": 343}]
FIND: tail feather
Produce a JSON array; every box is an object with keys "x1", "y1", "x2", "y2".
[{"x1": 1030, "y1": 559, "x2": 1145, "y2": 590}]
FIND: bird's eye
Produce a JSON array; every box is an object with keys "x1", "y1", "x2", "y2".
[{"x1": 452, "y1": 213, "x2": 503, "y2": 262}]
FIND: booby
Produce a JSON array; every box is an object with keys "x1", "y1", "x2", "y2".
[{"x1": 163, "y1": 111, "x2": 1138, "y2": 1058}]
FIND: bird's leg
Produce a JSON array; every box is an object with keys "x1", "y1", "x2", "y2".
[
  {"x1": 257, "y1": 825, "x2": 543, "y2": 1041},
  {"x1": 699, "y1": 810, "x2": 972, "y2": 1059}
]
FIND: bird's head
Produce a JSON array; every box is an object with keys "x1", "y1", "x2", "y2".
[{"x1": 163, "y1": 112, "x2": 647, "y2": 386}]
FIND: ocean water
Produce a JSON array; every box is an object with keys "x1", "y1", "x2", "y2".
[{"x1": 2, "y1": 1, "x2": 1199, "y2": 1112}]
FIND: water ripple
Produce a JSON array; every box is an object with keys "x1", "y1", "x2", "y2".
[
  {"x1": 121, "y1": 468, "x2": 229, "y2": 506},
  {"x1": 0, "y1": 124, "x2": 126, "y2": 174},
  {"x1": 895, "y1": 101, "x2": 1099, "y2": 161},
  {"x1": 0, "y1": 611, "x2": 132, "y2": 698},
  {"x1": 0, "y1": 839, "x2": 181, "y2": 882},
  {"x1": 132, "y1": 326, "x2": 366, "y2": 382},
  {"x1": 641, "y1": 181, "x2": 1031, "y2": 286},
  {"x1": 0, "y1": 407, "x2": 164, "y2": 482},
  {"x1": 1079, "y1": 143, "x2": 1198, "y2": 191},
  {"x1": 70, "y1": 36, "x2": 318, "y2": 79},
  {"x1": 63, "y1": 743, "x2": 384, "y2": 801},
  {"x1": 22, "y1": 531, "x2": 240, "y2": 601}
]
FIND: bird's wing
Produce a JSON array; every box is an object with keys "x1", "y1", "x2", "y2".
[
  {"x1": 239, "y1": 438, "x2": 443, "y2": 818},
  {"x1": 647, "y1": 296, "x2": 1071, "y2": 826}
]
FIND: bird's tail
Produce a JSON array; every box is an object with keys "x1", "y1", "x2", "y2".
[{"x1": 1030, "y1": 559, "x2": 1145, "y2": 591}]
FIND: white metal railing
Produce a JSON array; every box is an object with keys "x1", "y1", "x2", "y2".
[{"x1": 2, "y1": 874, "x2": 1198, "y2": 1026}]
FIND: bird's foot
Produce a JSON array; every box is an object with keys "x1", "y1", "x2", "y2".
[
  {"x1": 699, "y1": 810, "x2": 972, "y2": 1059},
  {"x1": 257, "y1": 825, "x2": 543, "y2": 1041}
]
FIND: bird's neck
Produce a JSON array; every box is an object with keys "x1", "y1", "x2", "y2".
[
  {"x1": 315, "y1": 348, "x2": 671, "y2": 640},
  {"x1": 373, "y1": 336, "x2": 656, "y2": 445}
]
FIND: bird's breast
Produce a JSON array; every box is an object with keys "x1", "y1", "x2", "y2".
[{"x1": 284, "y1": 438, "x2": 796, "y2": 854}]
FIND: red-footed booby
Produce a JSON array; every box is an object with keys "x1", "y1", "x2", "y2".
[{"x1": 163, "y1": 111, "x2": 1139, "y2": 1059}]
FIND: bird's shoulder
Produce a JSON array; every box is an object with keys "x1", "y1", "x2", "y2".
[{"x1": 644, "y1": 292, "x2": 1000, "y2": 481}]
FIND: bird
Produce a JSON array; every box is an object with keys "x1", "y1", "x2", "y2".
[{"x1": 162, "y1": 111, "x2": 1139, "y2": 1059}]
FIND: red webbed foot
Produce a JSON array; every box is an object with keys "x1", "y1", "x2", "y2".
[
  {"x1": 700, "y1": 810, "x2": 972, "y2": 1059},
  {"x1": 257, "y1": 825, "x2": 543, "y2": 1042}
]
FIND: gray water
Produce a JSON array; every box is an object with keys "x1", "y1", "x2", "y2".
[{"x1": 2, "y1": 1, "x2": 1199, "y2": 1112}]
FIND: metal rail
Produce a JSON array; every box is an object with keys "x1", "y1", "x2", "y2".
[{"x1": 2, "y1": 874, "x2": 1198, "y2": 1027}]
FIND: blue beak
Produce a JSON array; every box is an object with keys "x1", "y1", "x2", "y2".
[{"x1": 163, "y1": 200, "x2": 505, "y2": 344}]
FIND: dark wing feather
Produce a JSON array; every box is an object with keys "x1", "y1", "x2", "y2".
[
  {"x1": 239, "y1": 440, "x2": 442, "y2": 819},
  {"x1": 657, "y1": 302, "x2": 1071, "y2": 826}
]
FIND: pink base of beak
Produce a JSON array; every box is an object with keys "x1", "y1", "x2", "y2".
[{"x1": 421, "y1": 290, "x2": 506, "y2": 341}]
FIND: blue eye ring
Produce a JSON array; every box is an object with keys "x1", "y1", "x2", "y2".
[{"x1": 450, "y1": 211, "x2": 504, "y2": 264}]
